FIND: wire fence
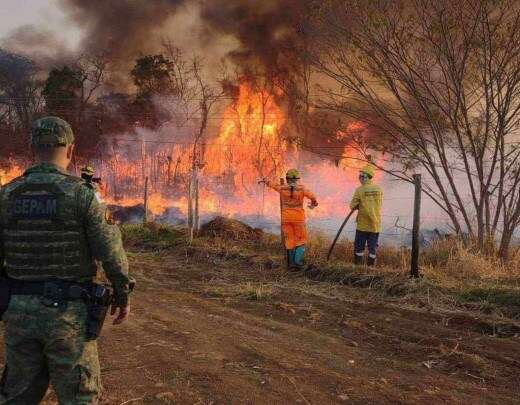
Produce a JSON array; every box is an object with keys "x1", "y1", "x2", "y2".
[{"x1": 1, "y1": 135, "x2": 468, "y2": 244}]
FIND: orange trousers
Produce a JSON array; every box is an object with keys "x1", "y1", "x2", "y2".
[{"x1": 281, "y1": 222, "x2": 307, "y2": 250}]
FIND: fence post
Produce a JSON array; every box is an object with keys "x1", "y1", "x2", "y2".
[
  {"x1": 143, "y1": 176, "x2": 149, "y2": 225},
  {"x1": 411, "y1": 174, "x2": 422, "y2": 278},
  {"x1": 279, "y1": 177, "x2": 287, "y2": 266}
]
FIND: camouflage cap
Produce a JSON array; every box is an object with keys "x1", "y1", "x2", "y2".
[
  {"x1": 81, "y1": 165, "x2": 95, "y2": 176},
  {"x1": 31, "y1": 116, "x2": 74, "y2": 147}
]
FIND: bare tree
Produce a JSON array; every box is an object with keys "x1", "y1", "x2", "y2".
[
  {"x1": 76, "y1": 54, "x2": 108, "y2": 126},
  {"x1": 310, "y1": 0, "x2": 520, "y2": 259},
  {"x1": 0, "y1": 49, "x2": 43, "y2": 139},
  {"x1": 162, "y1": 43, "x2": 224, "y2": 241}
]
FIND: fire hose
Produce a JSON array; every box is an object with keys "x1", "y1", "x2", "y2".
[{"x1": 327, "y1": 209, "x2": 356, "y2": 261}]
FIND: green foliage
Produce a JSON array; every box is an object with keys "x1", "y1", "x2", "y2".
[
  {"x1": 42, "y1": 66, "x2": 83, "y2": 119},
  {"x1": 121, "y1": 223, "x2": 185, "y2": 249},
  {"x1": 458, "y1": 288, "x2": 520, "y2": 307},
  {"x1": 131, "y1": 54, "x2": 176, "y2": 98}
]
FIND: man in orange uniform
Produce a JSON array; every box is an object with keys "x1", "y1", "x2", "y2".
[{"x1": 264, "y1": 169, "x2": 318, "y2": 270}]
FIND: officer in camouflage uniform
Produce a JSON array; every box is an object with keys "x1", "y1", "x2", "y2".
[{"x1": 0, "y1": 116, "x2": 133, "y2": 404}]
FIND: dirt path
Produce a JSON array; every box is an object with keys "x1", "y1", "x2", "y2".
[
  {"x1": 97, "y1": 248, "x2": 520, "y2": 404},
  {"x1": 4, "y1": 243, "x2": 520, "y2": 404}
]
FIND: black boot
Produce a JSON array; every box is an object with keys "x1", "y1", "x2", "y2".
[
  {"x1": 367, "y1": 256, "x2": 376, "y2": 266},
  {"x1": 354, "y1": 254, "x2": 364, "y2": 265}
]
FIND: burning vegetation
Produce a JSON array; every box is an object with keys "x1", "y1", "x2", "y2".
[
  {"x1": 2, "y1": 0, "x2": 520, "y2": 258},
  {"x1": 86, "y1": 81, "x2": 367, "y2": 229}
]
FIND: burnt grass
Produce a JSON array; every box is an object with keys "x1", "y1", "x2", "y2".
[{"x1": 22, "y1": 222, "x2": 520, "y2": 404}]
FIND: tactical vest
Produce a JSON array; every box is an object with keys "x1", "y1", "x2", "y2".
[{"x1": 0, "y1": 169, "x2": 97, "y2": 281}]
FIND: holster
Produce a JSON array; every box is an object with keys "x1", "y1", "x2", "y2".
[
  {"x1": 0, "y1": 278, "x2": 11, "y2": 321},
  {"x1": 85, "y1": 284, "x2": 113, "y2": 341},
  {"x1": 0, "y1": 276, "x2": 113, "y2": 339}
]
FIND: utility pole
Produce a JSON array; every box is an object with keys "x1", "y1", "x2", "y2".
[{"x1": 411, "y1": 174, "x2": 422, "y2": 278}]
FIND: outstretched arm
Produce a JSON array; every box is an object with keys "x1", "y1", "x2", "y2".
[{"x1": 262, "y1": 179, "x2": 281, "y2": 193}]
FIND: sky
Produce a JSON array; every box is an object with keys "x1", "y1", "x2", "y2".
[{"x1": 0, "y1": 0, "x2": 81, "y2": 48}]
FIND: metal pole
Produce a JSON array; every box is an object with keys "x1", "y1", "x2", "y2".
[
  {"x1": 143, "y1": 176, "x2": 149, "y2": 225},
  {"x1": 327, "y1": 209, "x2": 356, "y2": 261},
  {"x1": 411, "y1": 174, "x2": 422, "y2": 278}
]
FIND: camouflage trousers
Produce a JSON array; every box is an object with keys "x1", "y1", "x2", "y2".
[{"x1": 0, "y1": 296, "x2": 101, "y2": 404}]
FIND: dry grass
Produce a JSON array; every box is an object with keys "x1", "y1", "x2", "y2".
[
  {"x1": 305, "y1": 234, "x2": 520, "y2": 319},
  {"x1": 306, "y1": 231, "x2": 409, "y2": 269},
  {"x1": 122, "y1": 223, "x2": 520, "y2": 320},
  {"x1": 204, "y1": 282, "x2": 276, "y2": 301}
]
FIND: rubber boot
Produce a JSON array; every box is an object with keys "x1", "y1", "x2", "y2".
[
  {"x1": 367, "y1": 255, "x2": 376, "y2": 267},
  {"x1": 293, "y1": 245, "x2": 306, "y2": 271},
  {"x1": 287, "y1": 249, "x2": 296, "y2": 271},
  {"x1": 354, "y1": 254, "x2": 364, "y2": 266}
]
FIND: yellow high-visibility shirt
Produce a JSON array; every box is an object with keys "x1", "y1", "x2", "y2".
[{"x1": 350, "y1": 181, "x2": 383, "y2": 233}]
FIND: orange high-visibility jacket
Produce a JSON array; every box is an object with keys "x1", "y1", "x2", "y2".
[{"x1": 266, "y1": 181, "x2": 317, "y2": 223}]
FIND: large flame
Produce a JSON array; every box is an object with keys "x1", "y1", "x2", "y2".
[
  {"x1": 1, "y1": 83, "x2": 373, "y2": 231},
  {"x1": 0, "y1": 161, "x2": 24, "y2": 186}
]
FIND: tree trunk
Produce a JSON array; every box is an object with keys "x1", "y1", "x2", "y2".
[{"x1": 498, "y1": 230, "x2": 513, "y2": 261}]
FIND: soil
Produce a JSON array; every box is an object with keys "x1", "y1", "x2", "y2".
[{"x1": 3, "y1": 236, "x2": 520, "y2": 404}]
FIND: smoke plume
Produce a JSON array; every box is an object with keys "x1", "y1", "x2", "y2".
[{"x1": 54, "y1": 0, "x2": 312, "y2": 85}]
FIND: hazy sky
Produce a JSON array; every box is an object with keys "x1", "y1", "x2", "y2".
[{"x1": 0, "y1": 0, "x2": 81, "y2": 47}]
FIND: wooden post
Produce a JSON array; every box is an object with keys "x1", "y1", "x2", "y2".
[
  {"x1": 143, "y1": 176, "x2": 149, "y2": 225},
  {"x1": 188, "y1": 164, "x2": 198, "y2": 243},
  {"x1": 279, "y1": 177, "x2": 286, "y2": 260},
  {"x1": 411, "y1": 174, "x2": 422, "y2": 278},
  {"x1": 173, "y1": 157, "x2": 181, "y2": 185},
  {"x1": 194, "y1": 175, "x2": 200, "y2": 234},
  {"x1": 188, "y1": 172, "x2": 193, "y2": 239},
  {"x1": 166, "y1": 156, "x2": 172, "y2": 186}
]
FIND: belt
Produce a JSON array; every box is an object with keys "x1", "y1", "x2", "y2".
[{"x1": 6, "y1": 278, "x2": 93, "y2": 306}]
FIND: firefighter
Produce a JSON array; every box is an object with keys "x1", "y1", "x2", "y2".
[
  {"x1": 81, "y1": 165, "x2": 95, "y2": 183},
  {"x1": 263, "y1": 169, "x2": 318, "y2": 270},
  {"x1": 81, "y1": 165, "x2": 103, "y2": 193},
  {"x1": 350, "y1": 165, "x2": 383, "y2": 266}
]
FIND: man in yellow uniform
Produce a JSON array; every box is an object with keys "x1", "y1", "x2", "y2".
[
  {"x1": 264, "y1": 169, "x2": 318, "y2": 270},
  {"x1": 350, "y1": 165, "x2": 383, "y2": 266}
]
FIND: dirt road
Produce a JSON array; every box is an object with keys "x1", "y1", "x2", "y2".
[
  {"x1": 97, "y1": 242, "x2": 520, "y2": 404},
  {"x1": 5, "y1": 236, "x2": 520, "y2": 404}
]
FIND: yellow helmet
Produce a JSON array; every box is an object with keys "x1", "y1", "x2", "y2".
[
  {"x1": 360, "y1": 164, "x2": 375, "y2": 178},
  {"x1": 286, "y1": 169, "x2": 300, "y2": 180}
]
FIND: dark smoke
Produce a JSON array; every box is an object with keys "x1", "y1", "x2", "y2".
[
  {"x1": 60, "y1": 0, "x2": 188, "y2": 87},
  {"x1": 1, "y1": 25, "x2": 74, "y2": 70},
  {"x1": 55, "y1": 0, "x2": 313, "y2": 84},
  {"x1": 3, "y1": 1, "x2": 317, "y2": 85},
  {"x1": 199, "y1": 0, "x2": 313, "y2": 77}
]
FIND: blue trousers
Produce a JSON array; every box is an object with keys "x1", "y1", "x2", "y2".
[
  {"x1": 354, "y1": 230, "x2": 379, "y2": 259},
  {"x1": 287, "y1": 245, "x2": 305, "y2": 267}
]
